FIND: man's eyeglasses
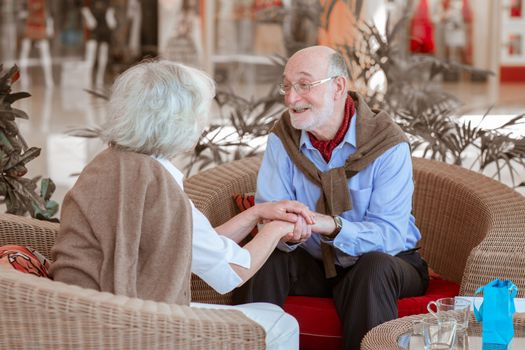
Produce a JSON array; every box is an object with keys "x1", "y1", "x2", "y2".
[{"x1": 278, "y1": 76, "x2": 337, "y2": 96}]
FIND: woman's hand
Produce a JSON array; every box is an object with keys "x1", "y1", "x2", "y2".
[
  {"x1": 253, "y1": 200, "x2": 316, "y2": 225},
  {"x1": 260, "y1": 220, "x2": 295, "y2": 240}
]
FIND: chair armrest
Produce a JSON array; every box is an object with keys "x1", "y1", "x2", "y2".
[
  {"x1": 0, "y1": 213, "x2": 59, "y2": 260},
  {"x1": 412, "y1": 158, "x2": 525, "y2": 289},
  {"x1": 459, "y1": 189, "x2": 525, "y2": 297},
  {"x1": 0, "y1": 267, "x2": 265, "y2": 349}
]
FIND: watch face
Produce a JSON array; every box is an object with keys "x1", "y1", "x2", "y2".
[{"x1": 330, "y1": 216, "x2": 342, "y2": 239}]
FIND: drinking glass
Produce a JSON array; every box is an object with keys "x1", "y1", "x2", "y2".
[
  {"x1": 427, "y1": 297, "x2": 471, "y2": 333},
  {"x1": 422, "y1": 315, "x2": 457, "y2": 350}
]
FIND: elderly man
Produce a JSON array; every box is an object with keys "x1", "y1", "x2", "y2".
[{"x1": 233, "y1": 46, "x2": 429, "y2": 349}]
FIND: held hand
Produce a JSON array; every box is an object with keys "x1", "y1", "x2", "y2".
[
  {"x1": 281, "y1": 215, "x2": 312, "y2": 244},
  {"x1": 255, "y1": 200, "x2": 316, "y2": 225},
  {"x1": 261, "y1": 220, "x2": 295, "y2": 240}
]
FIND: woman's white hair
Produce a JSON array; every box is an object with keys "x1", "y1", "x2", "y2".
[{"x1": 100, "y1": 60, "x2": 215, "y2": 159}]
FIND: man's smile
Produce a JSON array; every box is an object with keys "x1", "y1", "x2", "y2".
[{"x1": 290, "y1": 105, "x2": 311, "y2": 113}]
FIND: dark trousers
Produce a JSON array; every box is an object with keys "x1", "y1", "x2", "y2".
[{"x1": 233, "y1": 247, "x2": 429, "y2": 350}]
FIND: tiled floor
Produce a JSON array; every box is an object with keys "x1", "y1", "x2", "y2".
[{"x1": 10, "y1": 64, "x2": 525, "y2": 216}]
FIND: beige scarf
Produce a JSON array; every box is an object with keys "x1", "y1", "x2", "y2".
[
  {"x1": 51, "y1": 147, "x2": 193, "y2": 304},
  {"x1": 272, "y1": 91, "x2": 408, "y2": 277}
]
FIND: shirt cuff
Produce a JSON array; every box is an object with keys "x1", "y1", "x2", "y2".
[
  {"x1": 198, "y1": 260, "x2": 245, "y2": 294},
  {"x1": 277, "y1": 240, "x2": 299, "y2": 252},
  {"x1": 325, "y1": 217, "x2": 354, "y2": 252},
  {"x1": 195, "y1": 236, "x2": 251, "y2": 295}
]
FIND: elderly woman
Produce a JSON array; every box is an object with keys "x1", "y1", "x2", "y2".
[{"x1": 50, "y1": 60, "x2": 313, "y2": 349}]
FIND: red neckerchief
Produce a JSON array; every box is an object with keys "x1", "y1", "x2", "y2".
[{"x1": 308, "y1": 95, "x2": 355, "y2": 162}]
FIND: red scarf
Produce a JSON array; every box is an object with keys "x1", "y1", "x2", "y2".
[{"x1": 308, "y1": 96, "x2": 355, "y2": 162}]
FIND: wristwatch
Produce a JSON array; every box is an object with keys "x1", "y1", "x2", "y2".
[{"x1": 326, "y1": 215, "x2": 342, "y2": 240}]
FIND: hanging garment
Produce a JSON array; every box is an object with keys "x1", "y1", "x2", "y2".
[
  {"x1": 409, "y1": 0, "x2": 435, "y2": 54},
  {"x1": 24, "y1": 0, "x2": 48, "y2": 40}
]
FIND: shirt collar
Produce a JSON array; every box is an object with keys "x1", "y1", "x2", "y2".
[
  {"x1": 153, "y1": 156, "x2": 185, "y2": 189},
  {"x1": 299, "y1": 110, "x2": 357, "y2": 150}
]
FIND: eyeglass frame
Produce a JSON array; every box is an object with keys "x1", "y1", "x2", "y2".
[{"x1": 278, "y1": 76, "x2": 338, "y2": 96}]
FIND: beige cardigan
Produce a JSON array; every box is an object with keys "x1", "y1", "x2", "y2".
[{"x1": 50, "y1": 147, "x2": 193, "y2": 305}]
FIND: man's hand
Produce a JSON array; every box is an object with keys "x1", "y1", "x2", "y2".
[
  {"x1": 281, "y1": 212, "x2": 338, "y2": 244},
  {"x1": 281, "y1": 215, "x2": 312, "y2": 244},
  {"x1": 254, "y1": 200, "x2": 316, "y2": 225},
  {"x1": 311, "y1": 213, "x2": 337, "y2": 237}
]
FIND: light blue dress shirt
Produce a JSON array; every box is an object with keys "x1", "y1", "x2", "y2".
[{"x1": 255, "y1": 113, "x2": 421, "y2": 268}]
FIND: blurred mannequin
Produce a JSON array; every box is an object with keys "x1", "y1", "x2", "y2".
[
  {"x1": 1, "y1": 0, "x2": 18, "y2": 62},
  {"x1": 442, "y1": 0, "x2": 466, "y2": 63},
  {"x1": 19, "y1": 0, "x2": 54, "y2": 88},
  {"x1": 81, "y1": 0, "x2": 117, "y2": 88},
  {"x1": 216, "y1": 0, "x2": 236, "y2": 54},
  {"x1": 127, "y1": 0, "x2": 142, "y2": 58},
  {"x1": 164, "y1": 0, "x2": 203, "y2": 67}
]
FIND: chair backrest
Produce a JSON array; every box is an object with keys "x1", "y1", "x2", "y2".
[
  {"x1": 0, "y1": 214, "x2": 59, "y2": 259},
  {"x1": 411, "y1": 158, "x2": 524, "y2": 286}
]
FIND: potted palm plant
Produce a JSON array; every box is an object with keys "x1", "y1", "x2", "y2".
[{"x1": 0, "y1": 64, "x2": 58, "y2": 220}]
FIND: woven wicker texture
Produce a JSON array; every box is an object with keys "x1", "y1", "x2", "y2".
[
  {"x1": 1, "y1": 155, "x2": 523, "y2": 348},
  {"x1": 185, "y1": 157, "x2": 262, "y2": 305},
  {"x1": 361, "y1": 312, "x2": 525, "y2": 349},
  {"x1": 184, "y1": 156, "x2": 525, "y2": 305},
  {"x1": 0, "y1": 216, "x2": 265, "y2": 348},
  {"x1": 412, "y1": 158, "x2": 525, "y2": 289},
  {"x1": 0, "y1": 266, "x2": 265, "y2": 349},
  {"x1": 0, "y1": 213, "x2": 59, "y2": 259}
]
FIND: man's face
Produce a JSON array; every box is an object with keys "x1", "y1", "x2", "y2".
[{"x1": 282, "y1": 53, "x2": 336, "y2": 135}]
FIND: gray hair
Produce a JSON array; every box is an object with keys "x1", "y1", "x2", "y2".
[
  {"x1": 100, "y1": 60, "x2": 215, "y2": 159},
  {"x1": 327, "y1": 52, "x2": 349, "y2": 79}
]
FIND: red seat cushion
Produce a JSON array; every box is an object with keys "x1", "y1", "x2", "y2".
[{"x1": 283, "y1": 278, "x2": 460, "y2": 350}]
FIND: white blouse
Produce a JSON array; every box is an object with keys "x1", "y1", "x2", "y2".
[{"x1": 155, "y1": 158, "x2": 251, "y2": 294}]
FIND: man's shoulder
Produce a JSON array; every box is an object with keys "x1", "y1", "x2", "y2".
[{"x1": 266, "y1": 132, "x2": 288, "y2": 153}]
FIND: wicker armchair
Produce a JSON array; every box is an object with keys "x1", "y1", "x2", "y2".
[
  {"x1": 0, "y1": 215, "x2": 265, "y2": 348},
  {"x1": 185, "y1": 156, "x2": 525, "y2": 305}
]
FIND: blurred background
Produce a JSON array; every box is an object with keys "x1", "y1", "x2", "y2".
[{"x1": 1, "y1": 0, "x2": 524, "y2": 218}]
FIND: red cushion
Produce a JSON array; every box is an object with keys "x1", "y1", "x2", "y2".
[
  {"x1": 283, "y1": 278, "x2": 460, "y2": 350},
  {"x1": 233, "y1": 192, "x2": 258, "y2": 237},
  {"x1": 398, "y1": 277, "x2": 460, "y2": 317},
  {"x1": 0, "y1": 245, "x2": 50, "y2": 278}
]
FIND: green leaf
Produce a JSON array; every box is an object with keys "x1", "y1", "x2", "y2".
[
  {"x1": 0, "y1": 129, "x2": 15, "y2": 153},
  {"x1": 32, "y1": 199, "x2": 59, "y2": 221},
  {"x1": 4, "y1": 92, "x2": 31, "y2": 105},
  {"x1": 40, "y1": 178, "x2": 56, "y2": 201}
]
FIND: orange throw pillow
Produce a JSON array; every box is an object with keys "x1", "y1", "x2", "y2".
[
  {"x1": 0, "y1": 245, "x2": 50, "y2": 278},
  {"x1": 232, "y1": 192, "x2": 258, "y2": 238}
]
